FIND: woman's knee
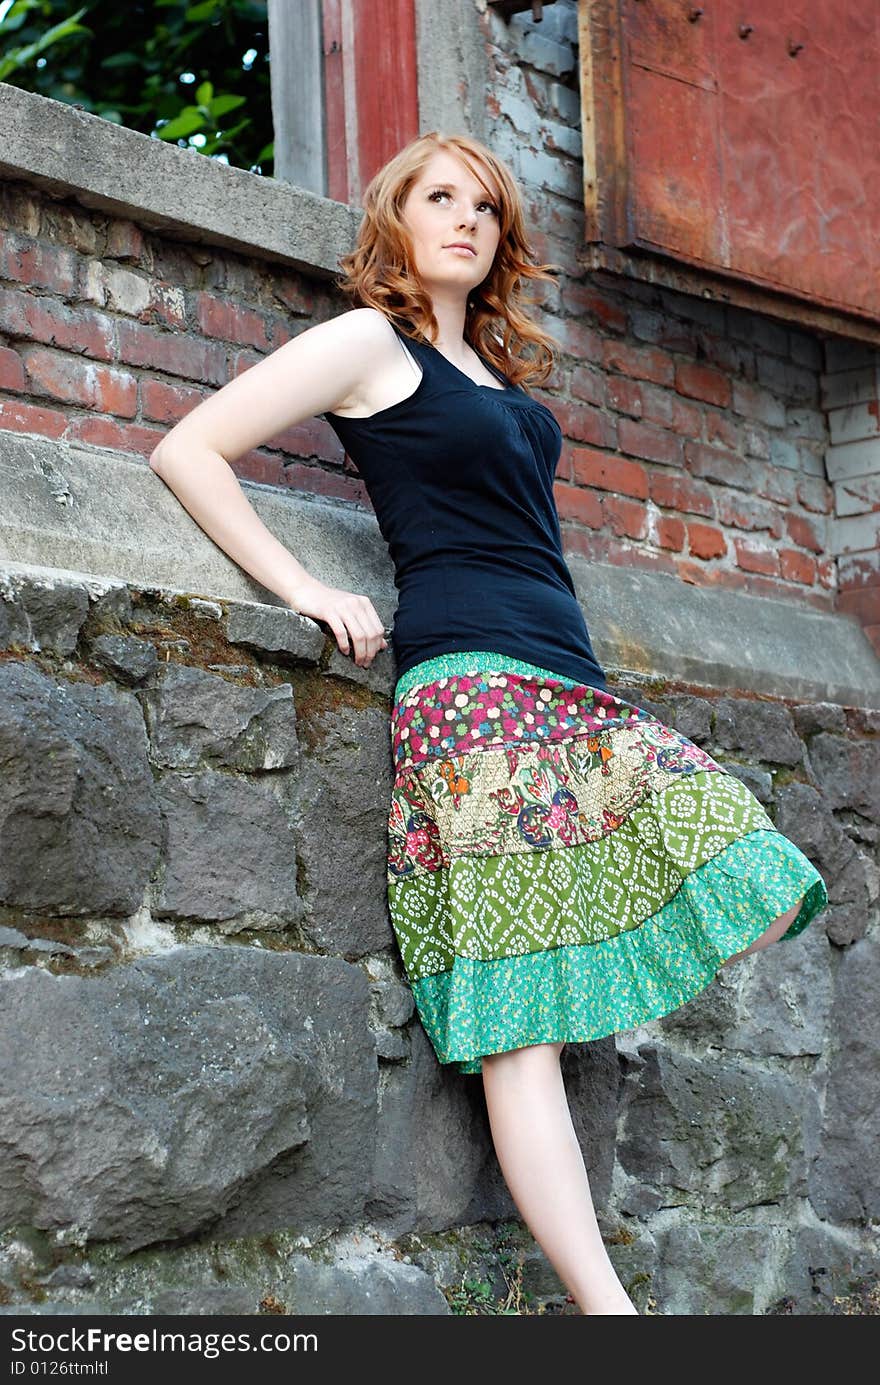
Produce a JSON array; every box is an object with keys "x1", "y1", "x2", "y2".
[{"x1": 482, "y1": 1039, "x2": 565, "y2": 1070}]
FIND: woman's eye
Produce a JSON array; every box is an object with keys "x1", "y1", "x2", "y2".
[{"x1": 428, "y1": 190, "x2": 497, "y2": 214}]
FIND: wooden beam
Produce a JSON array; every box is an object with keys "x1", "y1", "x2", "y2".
[{"x1": 268, "y1": 0, "x2": 325, "y2": 194}]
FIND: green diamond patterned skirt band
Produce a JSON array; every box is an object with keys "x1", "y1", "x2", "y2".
[{"x1": 386, "y1": 650, "x2": 829, "y2": 1076}]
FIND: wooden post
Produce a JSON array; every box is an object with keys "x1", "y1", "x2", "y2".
[{"x1": 268, "y1": 0, "x2": 325, "y2": 193}]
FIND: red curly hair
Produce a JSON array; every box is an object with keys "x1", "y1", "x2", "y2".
[{"x1": 332, "y1": 131, "x2": 562, "y2": 393}]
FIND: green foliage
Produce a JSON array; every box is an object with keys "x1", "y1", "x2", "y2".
[{"x1": 0, "y1": 0, "x2": 274, "y2": 173}]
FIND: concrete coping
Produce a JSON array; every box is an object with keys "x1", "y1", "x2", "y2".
[
  {"x1": 2, "y1": 432, "x2": 878, "y2": 709},
  {"x1": 0, "y1": 82, "x2": 358, "y2": 274}
]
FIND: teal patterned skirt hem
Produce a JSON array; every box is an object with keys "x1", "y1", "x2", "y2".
[
  {"x1": 409, "y1": 827, "x2": 828, "y2": 1076},
  {"x1": 393, "y1": 648, "x2": 585, "y2": 702}
]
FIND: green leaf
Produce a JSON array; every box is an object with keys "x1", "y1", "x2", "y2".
[
  {"x1": 195, "y1": 79, "x2": 213, "y2": 105},
  {"x1": 186, "y1": 1, "x2": 224, "y2": 20},
  {"x1": 0, "y1": 9, "x2": 92, "y2": 82},
  {"x1": 155, "y1": 105, "x2": 206, "y2": 139},
  {"x1": 100, "y1": 52, "x2": 141, "y2": 70},
  {"x1": 206, "y1": 92, "x2": 245, "y2": 117}
]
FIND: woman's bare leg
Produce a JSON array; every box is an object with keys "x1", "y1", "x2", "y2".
[
  {"x1": 721, "y1": 894, "x2": 805, "y2": 968},
  {"x1": 481, "y1": 1039, "x2": 638, "y2": 1315}
]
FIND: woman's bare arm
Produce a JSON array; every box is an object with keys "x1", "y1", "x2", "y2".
[{"x1": 148, "y1": 308, "x2": 393, "y2": 667}]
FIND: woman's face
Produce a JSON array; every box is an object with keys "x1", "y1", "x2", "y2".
[{"x1": 400, "y1": 150, "x2": 502, "y2": 304}]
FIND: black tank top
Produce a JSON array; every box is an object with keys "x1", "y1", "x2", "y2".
[{"x1": 321, "y1": 317, "x2": 608, "y2": 692}]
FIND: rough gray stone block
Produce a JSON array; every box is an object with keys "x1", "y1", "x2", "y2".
[
  {"x1": 140, "y1": 663, "x2": 299, "y2": 771},
  {"x1": 154, "y1": 770, "x2": 303, "y2": 928},
  {"x1": 0, "y1": 660, "x2": 161, "y2": 915},
  {"x1": 291, "y1": 702, "x2": 394, "y2": 956},
  {"x1": 0, "y1": 948, "x2": 376, "y2": 1254}
]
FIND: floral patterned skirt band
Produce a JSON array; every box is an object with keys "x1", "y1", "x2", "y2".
[{"x1": 385, "y1": 649, "x2": 829, "y2": 1076}]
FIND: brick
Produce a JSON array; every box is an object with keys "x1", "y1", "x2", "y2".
[
  {"x1": 687, "y1": 522, "x2": 727, "y2": 560},
  {"x1": 266, "y1": 316, "x2": 295, "y2": 348},
  {"x1": 65, "y1": 415, "x2": 165, "y2": 458},
  {"x1": 779, "y1": 548, "x2": 818, "y2": 585},
  {"x1": 658, "y1": 287, "x2": 728, "y2": 333},
  {"x1": 796, "y1": 474, "x2": 833, "y2": 514},
  {"x1": 559, "y1": 281, "x2": 627, "y2": 333},
  {"x1": 649, "y1": 471, "x2": 715, "y2": 517},
  {"x1": 140, "y1": 378, "x2": 210, "y2": 424},
  {"x1": 755, "y1": 463, "x2": 797, "y2": 507},
  {"x1": 837, "y1": 550, "x2": 880, "y2": 590},
  {"x1": 601, "y1": 339, "x2": 675, "y2": 387},
  {"x1": 825, "y1": 437, "x2": 880, "y2": 482},
  {"x1": 549, "y1": 80, "x2": 580, "y2": 124},
  {"x1": 195, "y1": 292, "x2": 272, "y2": 352},
  {"x1": 864, "y1": 624, "x2": 880, "y2": 657},
  {"x1": 704, "y1": 409, "x2": 739, "y2": 450},
  {"x1": 569, "y1": 363, "x2": 606, "y2": 407},
  {"x1": 816, "y1": 556, "x2": 836, "y2": 590},
  {"x1": 570, "y1": 449, "x2": 648, "y2": 498},
  {"x1": 715, "y1": 491, "x2": 784, "y2": 539},
  {"x1": 785, "y1": 405, "x2": 827, "y2": 442},
  {"x1": 743, "y1": 425, "x2": 771, "y2": 460},
  {"x1": 21, "y1": 347, "x2": 137, "y2": 416},
  {"x1": 0, "y1": 286, "x2": 115, "y2": 361},
  {"x1": 685, "y1": 441, "x2": 758, "y2": 491},
  {"x1": 553, "y1": 481, "x2": 604, "y2": 528},
  {"x1": 552, "y1": 317, "x2": 604, "y2": 363},
  {"x1": 618, "y1": 418, "x2": 683, "y2": 466},
  {"x1": 732, "y1": 536, "x2": 781, "y2": 575},
  {"x1": 674, "y1": 361, "x2": 731, "y2": 408},
  {"x1": 0, "y1": 398, "x2": 67, "y2": 438},
  {"x1": 116, "y1": 320, "x2": 228, "y2": 385},
  {"x1": 654, "y1": 514, "x2": 686, "y2": 551},
  {"x1": 600, "y1": 494, "x2": 647, "y2": 540},
  {"x1": 731, "y1": 379, "x2": 787, "y2": 428},
  {"x1": 837, "y1": 585, "x2": 880, "y2": 624},
  {"x1": 784, "y1": 511, "x2": 825, "y2": 553},
  {"x1": 725, "y1": 307, "x2": 789, "y2": 355},
  {"x1": 235, "y1": 450, "x2": 291, "y2": 489},
  {"x1": 546, "y1": 398, "x2": 617, "y2": 447},
  {"x1": 0, "y1": 231, "x2": 76, "y2": 294},
  {"x1": 835, "y1": 471, "x2": 880, "y2": 517},
  {"x1": 605, "y1": 375, "x2": 642, "y2": 418},
  {"x1": 106, "y1": 220, "x2": 146, "y2": 261},
  {"x1": 0, "y1": 345, "x2": 26, "y2": 391},
  {"x1": 271, "y1": 274, "x2": 317, "y2": 317},
  {"x1": 83, "y1": 261, "x2": 151, "y2": 317},
  {"x1": 755, "y1": 353, "x2": 818, "y2": 405},
  {"x1": 269, "y1": 416, "x2": 341, "y2": 462},
  {"x1": 275, "y1": 458, "x2": 367, "y2": 505},
  {"x1": 770, "y1": 434, "x2": 803, "y2": 473},
  {"x1": 0, "y1": 184, "x2": 41, "y2": 236},
  {"x1": 642, "y1": 383, "x2": 702, "y2": 438}
]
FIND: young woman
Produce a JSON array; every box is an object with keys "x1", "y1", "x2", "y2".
[{"x1": 149, "y1": 131, "x2": 829, "y2": 1316}]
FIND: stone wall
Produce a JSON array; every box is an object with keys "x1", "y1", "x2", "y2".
[
  {"x1": 1, "y1": 0, "x2": 879, "y2": 1316},
  {"x1": 0, "y1": 567, "x2": 877, "y2": 1315}
]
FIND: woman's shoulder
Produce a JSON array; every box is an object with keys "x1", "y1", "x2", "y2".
[{"x1": 326, "y1": 306, "x2": 403, "y2": 349}]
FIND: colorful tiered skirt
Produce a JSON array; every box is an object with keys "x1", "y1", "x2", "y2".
[{"x1": 386, "y1": 650, "x2": 829, "y2": 1076}]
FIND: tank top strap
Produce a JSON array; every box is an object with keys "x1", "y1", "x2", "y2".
[{"x1": 388, "y1": 319, "x2": 430, "y2": 378}]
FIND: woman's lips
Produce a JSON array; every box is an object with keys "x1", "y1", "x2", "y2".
[{"x1": 445, "y1": 244, "x2": 476, "y2": 256}]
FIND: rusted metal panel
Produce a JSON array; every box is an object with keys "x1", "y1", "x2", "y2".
[
  {"x1": 580, "y1": 1, "x2": 880, "y2": 327},
  {"x1": 322, "y1": 0, "x2": 419, "y2": 204}
]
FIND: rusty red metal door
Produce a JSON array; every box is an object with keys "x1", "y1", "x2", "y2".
[{"x1": 581, "y1": 0, "x2": 880, "y2": 323}]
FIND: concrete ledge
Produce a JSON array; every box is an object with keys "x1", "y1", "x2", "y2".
[
  {"x1": 1, "y1": 431, "x2": 878, "y2": 707},
  {"x1": 568, "y1": 554, "x2": 880, "y2": 709},
  {"x1": 0, "y1": 83, "x2": 358, "y2": 274}
]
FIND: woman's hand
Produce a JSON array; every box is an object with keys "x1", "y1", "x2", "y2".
[{"x1": 287, "y1": 575, "x2": 389, "y2": 668}]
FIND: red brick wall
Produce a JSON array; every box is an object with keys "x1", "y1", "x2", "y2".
[
  {"x1": 0, "y1": 175, "x2": 836, "y2": 617},
  {"x1": 0, "y1": 179, "x2": 368, "y2": 508}
]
